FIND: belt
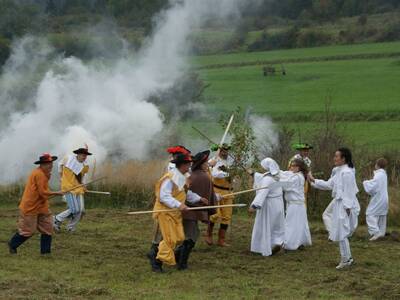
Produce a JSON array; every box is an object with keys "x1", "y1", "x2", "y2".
[
  {"x1": 286, "y1": 200, "x2": 305, "y2": 205},
  {"x1": 213, "y1": 184, "x2": 233, "y2": 191}
]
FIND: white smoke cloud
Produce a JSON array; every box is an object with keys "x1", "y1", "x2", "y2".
[
  {"x1": 0, "y1": 0, "x2": 260, "y2": 183},
  {"x1": 250, "y1": 115, "x2": 279, "y2": 157}
]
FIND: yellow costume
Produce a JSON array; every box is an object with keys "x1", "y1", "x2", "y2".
[
  {"x1": 61, "y1": 164, "x2": 89, "y2": 194},
  {"x1": 153, "y1": 173, "x2": 186, "y2": 265},
  {"x1": 210, "y1": 176, "x2": 234, "y2": 225}
]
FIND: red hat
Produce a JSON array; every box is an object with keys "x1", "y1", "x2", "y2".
[
  {"x1": 34, "y1": 153, "x2": 58, "y2": 165},
  {"x1": 167, "y1": 145, "x2": 191, "y2": 155}
]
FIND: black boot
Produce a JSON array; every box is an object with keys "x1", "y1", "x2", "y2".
[
  {"x1": 8, "y1": 233, "x2": 30, "y2": 254},
  {"x1": 147, "y1": 243, "x2": 163, "y2": 273},
  {"x1": 177, "y1": 239, "x2": 195, "y2": 271},
  {"x1": 40, "y1": 234, "x2": 52, "y2": 254},
  {"x1": 174, "y1": 244, "x2": 183, "y2": 264}
]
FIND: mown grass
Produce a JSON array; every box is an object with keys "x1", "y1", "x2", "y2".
[
  {"x1": 192, "y1": 54, "x2": 400, "y2": 149},
  {"x1": 1, "y1": 204, "x2": 400, "y2": 299},
  {"x1": 199, "y1": 58, "x2": 400, "y2": 114}
]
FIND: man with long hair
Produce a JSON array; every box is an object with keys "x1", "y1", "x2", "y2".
[{"x1": 308, "y1": 148, "x2": 360, "y2": 269}]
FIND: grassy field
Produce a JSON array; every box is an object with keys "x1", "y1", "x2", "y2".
[
  {"x1": 190, "y1": 42, "x2": 400, "y2": 149},
  {"x1": 192, "y1": 42, "x2": 400, "y2": 67},
  {"x1": 1, "y1": 205, "x2": 400, "y2": 299}
]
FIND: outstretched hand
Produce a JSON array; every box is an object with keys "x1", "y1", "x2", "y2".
[
  {"x1": 200, "y1": 198, "x2": 209, "y2": 205},
  {"x1": 179, "y1": 203, "x2": 189, "y2": 211}
]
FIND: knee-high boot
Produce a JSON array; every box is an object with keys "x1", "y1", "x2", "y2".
[
  {"x1": 40, "y1": 234, "x2": 52, "y2": 254},
  {"x1": 177, "y1": 239, "x2": 195, "y2": 270},
  {"x1": 147, "y1": 243, "x2": 163, "y2": 273},
  {"x1": 8, "y1": 233, "x2": 30, "y2": 254}
]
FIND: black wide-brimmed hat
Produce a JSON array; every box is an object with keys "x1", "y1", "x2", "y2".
[
  {"x1": 171, "y1": 153, "x2": 193, "y2": 164},
  {"x1": 34, "y1": 153, "x2": 58, "y2": 165},
  {"x1": 192, "y1": 150, "x2": 210, "y2": 170},
  {"x1": 73, "y1": 148, "x2": 92, "y2": 155}
]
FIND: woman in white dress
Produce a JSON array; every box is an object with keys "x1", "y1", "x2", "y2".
[
  {"x1": 308, "y1": 148, "x2": 360, "y2": 270},
  {"x1": 249, "y1": 158, "x2": 285, "y2": 256},
  {"x1": 281, "y1": 158, "x2": 312, "y2": 250}
]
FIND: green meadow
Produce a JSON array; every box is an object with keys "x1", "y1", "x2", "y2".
[{"x1": 192, "y1": 42, "x2": 400, "y2": 149}]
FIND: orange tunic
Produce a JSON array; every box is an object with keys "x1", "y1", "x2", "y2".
[{"x1": 19, "y1": 167, "x2": 52, "y2": 215}]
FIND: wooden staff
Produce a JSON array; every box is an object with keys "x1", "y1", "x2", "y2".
[
  {"x1": 220, "y1": 185, "x2": 271, "y2": 198},
  {"x1": 192, "y1": 126, "x2": 251, "y2": 174},
  {"x1": 219, "y1": 114, "x2": 234, "y2": 147},
  {"x1": 86, "y1": 190, "x2": 111, "y2": 195},
  {"x1": 50, "y1": 176, "x2": 107, "y2": 198},
  {"x1": 127, "y1": 203, "x2": 246, "y2": 215}
]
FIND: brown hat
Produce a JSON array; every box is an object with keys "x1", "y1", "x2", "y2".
[
  {"x1": 192, "y1": 150, "x2": 210, "y2": 170},
  {"x1": 34, "y1": 153, "x2": 58, "y2": 165}
]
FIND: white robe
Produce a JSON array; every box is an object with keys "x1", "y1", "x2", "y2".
[
  {"x1": 363, "y1": 169, "x2": 389, "y2": 216},
  {"x1": 250, "y1": 174, "x2": 285, "y2": 256},
  {"x1": 280, "y1": 171, "x2": 312, "y2": 250},
  {"x1": 312, "y1": 165, "x2": 360, "y2": 242}
]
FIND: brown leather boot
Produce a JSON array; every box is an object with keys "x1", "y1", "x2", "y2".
[
  {"x1": 205, "y1": 223, "x2": 214, "y2": 246},
  {"x1": 217, "y1": 228, "x2": 230, "y2": 247}
]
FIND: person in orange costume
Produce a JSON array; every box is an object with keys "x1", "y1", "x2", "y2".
[{"x1": 8, "y1": 153, "x2": 63, "y2": 254}]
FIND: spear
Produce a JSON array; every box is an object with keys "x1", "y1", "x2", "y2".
[
  {"x1": 127, "y1": 203, "x2": 246, "y2": 215},
  {"x1": 220, "y1": 185, "x2": 272, "y2": 198},
  {"x1": 50, "y1": 176, "x2": 107, "y2": 198},
  {"x1": 86, "y1": 190, "x2": 111, "y2": 195}
]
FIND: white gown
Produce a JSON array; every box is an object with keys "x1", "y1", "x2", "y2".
[
  {"x1": 250, "y1": 173, "x2": 285, "y2": 256},
  {"x1": 280, "y1": 171, "x2": 312, "y2": 250},
  {"x1": 312, "y1": 164, "x2": 360, "y2": 242},
  {"x1": 363, "y1": 169, "x2": 389, "y2": 217}
]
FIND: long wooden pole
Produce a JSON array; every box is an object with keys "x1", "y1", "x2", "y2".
[
  {"x1": 221, "y1": 185, "x2": 271, "y2": 198},
  {"x1": 86, "y1": 190, "x2": 111, "y2": 195},
  {"x1": 219, "y1": 114, "x2": 234, "y2": 147},
  {"x1": 50, "y1": 176, "x2": 107, "y2": 198},
  {"x1": 127, "y1": 203, "x2": 247, "y2": 215},
  {"x1": 192, "y1": 126, "x2": 250, "y2": 174}
]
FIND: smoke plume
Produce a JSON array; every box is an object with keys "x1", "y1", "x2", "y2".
[{"x1": 0, "y1": 0, "x2": 260, "y2": 183}]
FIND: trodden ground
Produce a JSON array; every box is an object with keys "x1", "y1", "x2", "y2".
[{"x1": 1, "y1": 205, "x2": 400, "y2": 299}]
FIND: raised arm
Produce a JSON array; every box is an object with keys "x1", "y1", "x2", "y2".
[{"x1": 363, "y1": 173, "x2": 379, "y2": 196}]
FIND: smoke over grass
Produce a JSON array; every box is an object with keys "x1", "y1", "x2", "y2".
[{"x1": 0, "y1": 0, "x2": 261, "y2": 183}]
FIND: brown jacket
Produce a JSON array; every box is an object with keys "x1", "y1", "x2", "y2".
[{"x1": 183, "y1": 169, "x2": 216, "y2": 222}]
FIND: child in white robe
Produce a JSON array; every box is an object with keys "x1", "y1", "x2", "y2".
[
  {"x1": 249, "y1": 158, "x2": 285, "y2": 256},
  {"x1": 363, "y1": 158, "x2": 389, "y2": 241},
  {"x1": 308, "y1": 148, "x2": 360, "y2": 270},
  {"x1": 281, "y1": 159, "x2": 312, "y2": 250}
]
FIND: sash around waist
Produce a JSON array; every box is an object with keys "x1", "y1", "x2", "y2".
[{"x1": 213, "y1": 184, "x2": 233, "y2": 191}]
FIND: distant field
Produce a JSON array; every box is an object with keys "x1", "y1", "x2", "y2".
[
  {"x1": 190, "y1": 42, "x2": 400, "y2": 149},
  {"x1": 192, "y1": 42, "x2": 400, "y2": 67}
]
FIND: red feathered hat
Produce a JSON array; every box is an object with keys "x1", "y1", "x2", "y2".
[{"x1": 167, "y1": 145, "x2": 191, "y2": 155}]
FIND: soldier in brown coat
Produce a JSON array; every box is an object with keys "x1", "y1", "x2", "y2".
[{"x1": 175, "y1": 150, "x2": 218, "y2": 270}]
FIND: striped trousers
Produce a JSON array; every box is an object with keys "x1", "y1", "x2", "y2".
[{"x1": 55, "y1": 193, "x2": 85, "y2": 232}]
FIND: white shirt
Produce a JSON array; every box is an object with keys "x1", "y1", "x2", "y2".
[
  {"x1": 210, "y1": 156, "x2": 233, "y2": 179},
  {"x1": 159, "y1": 179, "x2": 201, "y2": 209},
  {"x1": 312, "y1": 164, "x2": 359, "y2": 209},
  {"x1": 363, "y1": 169, "x2": 389, "y2": 216},
  {"x1": 58, "y1": 154, "x2": 87, "y2": 175},
  {"x1": 280, "y1": 171, "x2": 305, "y2": 203},
  {"x1": 251, "y1": 174, "x2": 282, "y2": 208}
]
